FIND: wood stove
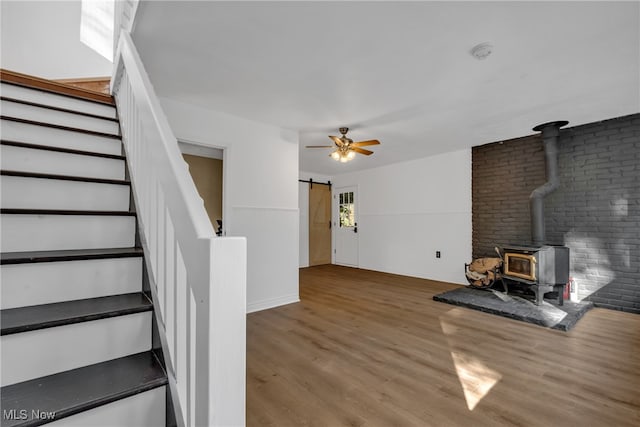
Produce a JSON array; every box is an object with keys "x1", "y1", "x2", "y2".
[{"x1": 502, "y1": 245, "x2": 569, "y2": 305}]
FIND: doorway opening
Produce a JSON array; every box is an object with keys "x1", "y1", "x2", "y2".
[
  {"x1": 334, "y1": 185, "x2": 358, "y2": 267},
  {"x1": 179, "y1": 141, "x2": 224, "y2": 236}
]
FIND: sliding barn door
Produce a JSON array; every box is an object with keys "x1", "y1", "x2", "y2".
[{"x1": 308, "y1": 184, "x2": 332, "y2": 266}]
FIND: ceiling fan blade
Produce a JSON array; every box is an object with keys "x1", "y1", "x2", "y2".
[
  {"x1": 351, "y1": 139, "x2": 381, "y2": 147},
  {"x1": 306, "y1": 145, "x2": 334, "y2": 148},
  {"x1": 351, "y1": 147, "x2": 374, "y2": 156},
  {"x1": 329, "y1": 135, "x2": 344, "y2": 146}
]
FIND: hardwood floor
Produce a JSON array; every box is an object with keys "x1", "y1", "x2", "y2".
[{"x1": 247, "y1": 265, "x2": 640, "y2": 426}]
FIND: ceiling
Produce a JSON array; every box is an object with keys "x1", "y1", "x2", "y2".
[{"x1": 133, "y1": 1, "x2": 639, "y2": 175}]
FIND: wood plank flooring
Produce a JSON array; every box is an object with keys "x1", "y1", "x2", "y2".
[{"x1": 247, "y1": 265, "x2": 640, "y2": 426}]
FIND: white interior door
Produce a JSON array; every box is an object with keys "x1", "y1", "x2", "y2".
[{"x1": 334, "y1": 186, "x2": 358, "y2": 266}]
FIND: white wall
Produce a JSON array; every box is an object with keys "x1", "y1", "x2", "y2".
[
  {"x1": 160, "y1": 97, "x2": 299, "y2": 313},
  {"x1": 298, "y1": 171, "x2": 333, "y2": 268},
  {"x1": 331, "y1": 149, "x2": 472, "y2": 285},
  {"x1": 0, "y1": 1, "x2": 113, "y2": 79}
]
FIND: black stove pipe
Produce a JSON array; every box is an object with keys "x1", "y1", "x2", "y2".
[{"x1": 530, "y1": 120, "x2": 568, "y2": 246}]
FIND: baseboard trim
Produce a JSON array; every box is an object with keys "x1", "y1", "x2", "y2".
[{"x1": 247, "y1": 294, "x2": 300, "y2": 314}]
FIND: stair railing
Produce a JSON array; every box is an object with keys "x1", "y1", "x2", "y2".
[{"x1": 111, "y1": 31, "x2": 246, "y2": 427}]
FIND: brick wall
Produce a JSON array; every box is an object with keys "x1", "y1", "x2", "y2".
[{"x1": 472, "y1": 114, "x2": 640, "y2": 313}]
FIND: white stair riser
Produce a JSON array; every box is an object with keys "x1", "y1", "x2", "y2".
[
  {"x1": 1, "y1": 145, "x2": 126, "y2": 180},
  {"x1": 1, "y1": 119, "x2": 122, "y2": 155},
  {"x1": 1, "y1": 312, "x2": 152, "y2": 386},
  {"x1": 1, "y1": 83, "x2": 117, "y2": 119},
  {"x1": 1, "y1": 176, "x2": 130, "y2": 211},
  {"x1": 1, "y1": 258, "x2": 142, "y2": 309},
  {"x1": 1, "y1": 214, "x2": 136, "y2": 252},
  {"x1": 48, "y1": 386, "x2": 166, "y2": 427},
  {"x1": 2, "y1": 100, "x2": 120, "y2": 135}
]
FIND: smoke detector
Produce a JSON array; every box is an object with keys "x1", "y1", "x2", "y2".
[{"x1": 470, "y1": 42, "x2": 493, "y2": 60}]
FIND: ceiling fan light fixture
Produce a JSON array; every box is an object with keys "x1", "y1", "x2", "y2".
[
  {"x1": 331, "y1": 148, "x2": 355, "y2": 163},
  {"x1": 311, "y1": 127, "x2": 380, "y2": 162}
]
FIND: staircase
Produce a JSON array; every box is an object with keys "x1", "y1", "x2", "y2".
[{"x1": 1, "y1": 72, "x2": 168, "y2": 426}]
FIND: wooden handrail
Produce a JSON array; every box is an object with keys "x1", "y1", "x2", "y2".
[{"x1": 0, "y1": 69, "x2": 114, "y2": 105}]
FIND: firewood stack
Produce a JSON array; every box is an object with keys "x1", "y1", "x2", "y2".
[{"x1": 465, "y1": 257, "x2": 503, "y2": 288}]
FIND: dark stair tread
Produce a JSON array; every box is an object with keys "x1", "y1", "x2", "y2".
[
  {"x1": 0, "y1": 116, "x2": 121, "y2": 139},
  {"x1": 1, "y1": 293, "x2": 152, "y2": 336},
  {"x1": 1, "y1": 96, "x2": 119, "y2": 122},
  {"x1": 0, "y1": 351, "x2": 167, "y2": 427},
  {"x1": 0, "y1": 208, "x2": 136, "y2": 216},
  {"x1": 1, "y1": 140, "x2": 125, "y2": 160},
  {"x1": 1, "y1": 170, "x2": 130, "y2": 186},
  {"x1": 1, "y1": 247, "x2": 143, "y2": 265}
]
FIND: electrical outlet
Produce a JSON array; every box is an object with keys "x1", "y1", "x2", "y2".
[{"x1": 436, "y1": 251, "x2": 441, "y2": 258}]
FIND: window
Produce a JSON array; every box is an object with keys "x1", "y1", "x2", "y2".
[{"x1": 339, "y1": 191, "x2": 355, "y2": 227}]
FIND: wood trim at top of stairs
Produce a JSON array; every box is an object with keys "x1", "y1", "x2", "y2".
[
  {"x1": 54, "y1": 77, "x2": 111, "y2": 95},
  {"x1": 0, "y1": 69, "x2": 115, "y2": 106}
]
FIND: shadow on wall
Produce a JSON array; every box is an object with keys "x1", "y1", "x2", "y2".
[
  {"x1": 545, "y1": 116, "x2": 640, "y2": 314},
  {"x1": 561, "y1": 233, "x2": 615, "y2": 301},
  {"x1": 556, "y1": 193, "x2": 637, "y2": 312}
]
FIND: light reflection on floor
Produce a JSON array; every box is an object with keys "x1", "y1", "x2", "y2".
[
  {"x1": 440, "y1": 308, "x2": 502, "y2": 411},
  {"x1": 450, "y1": 351, "x2": 502, "y2": 410}
]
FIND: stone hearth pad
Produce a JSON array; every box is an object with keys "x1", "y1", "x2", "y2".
[{"x1": 433, "y1": 287, "x2": 594, "y2": 331}]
